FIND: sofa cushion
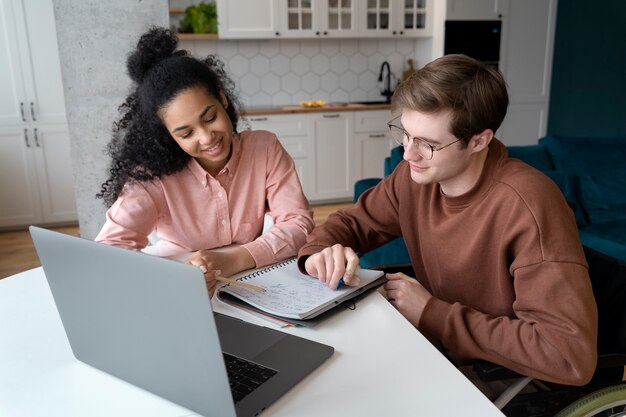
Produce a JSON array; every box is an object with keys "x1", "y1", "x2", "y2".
[
  {"x1": 539, "y1": 135, "x2": 626, "y2": 176},
  {"x1": 543, "y1": 170, "x2": 587, "y2": 227},
  {"x1": 579, "y1": 170, "x2": 626, "y2": 224},
  {"x1": 507, "y1": 144, "x2": 554, "y2": 172}
]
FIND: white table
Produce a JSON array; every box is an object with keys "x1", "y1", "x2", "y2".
[{"x1": 0, "y1": 268, "x2": 504, "y2": 417}]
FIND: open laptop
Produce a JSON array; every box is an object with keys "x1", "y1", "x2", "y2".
[{"x1": 29, "y1": 226, "x2": 334, "y2": 417}]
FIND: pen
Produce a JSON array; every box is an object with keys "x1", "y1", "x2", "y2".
[
  {"x1": 216, "y1": 276, "x2": 266, "y2": 293},
  {"x1": 336, "y1": 278, "x2": 345, "y2": 290}
]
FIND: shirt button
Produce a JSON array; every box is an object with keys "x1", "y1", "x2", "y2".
[
  {"x1": 218, "y1": 192, "x2": 223, "y2": 198},
  {"x1": 221, "y1": 219, "x2": 226, "y2": 225}
]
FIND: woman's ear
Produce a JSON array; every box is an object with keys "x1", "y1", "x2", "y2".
[{"x1": 219, "y1": 90, "x2": 228, "y2": 109}]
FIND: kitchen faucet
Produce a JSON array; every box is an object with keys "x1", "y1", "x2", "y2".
[{"x1": 378, "y1": 61, "x2": 393, "y2": 103}]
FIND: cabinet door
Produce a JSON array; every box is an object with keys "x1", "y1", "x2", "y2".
[
  {"x1": 446, "y1": 0, "x2": 500, "y2": 20},
  {"x1": 279, "y1": 0, "x2": 319, "y2": 38},
  {"x1": 217, "y1": 0, "x2": 281, "y2": 38},
  {"x1": 20, "y1": 0, "x2": 67, "y2": 125},
  {"x1": 498, "y1": 0, "x2": 557, "y2": 145},
  {"x1": 354, "y1": 132, "x2": 395, "y2": 180},
  {"x1": 0, "y1": 0, "x2": 29, "y2": 126},
  {"x1": 32, "y1": 125, "x2": 77, "y2": 223},
  {"x1": 321, "y1": 0, "x2": 359, "y2": 38},
  {"x1": 396, "y1": 0, "x2": 431, "y2": 37},
  {"x1": 0, "y1": 126, "x2": 43, "y2": 227},
  {"x1": 245, "y1": 114, "x2": 313, "y2": 197},
  {"x1": 359, "y1": 0, "x2": 395, "y2": 37},
  {"x1": 311, "y1": 112, "x2": 353, "y2": 201}
]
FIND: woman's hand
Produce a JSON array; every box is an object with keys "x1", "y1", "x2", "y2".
[{"x1": 185, "y1": 246, "x2": 256, "y2": 295}]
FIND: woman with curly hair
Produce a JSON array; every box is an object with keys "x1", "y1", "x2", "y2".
[{"x1": 95, "y1": 27, "x2": 314, "y2": 294}]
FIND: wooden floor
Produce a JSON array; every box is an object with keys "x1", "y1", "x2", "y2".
[{"x1": 0, "y1": 202, "x2": 352, "y2": 279}]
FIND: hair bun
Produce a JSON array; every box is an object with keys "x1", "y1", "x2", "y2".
[{"x1": 127, "y1": 27, "x2": 179, "y2": 84}]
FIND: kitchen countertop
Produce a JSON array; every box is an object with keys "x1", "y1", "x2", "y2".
[{"x1": 242, "y1": 102, "x2": 392, "y2": 116}]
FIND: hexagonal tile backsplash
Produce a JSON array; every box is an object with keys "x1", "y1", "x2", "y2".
[{"x1": 180, "y1": 38, "x2": 417, "y2": 108}]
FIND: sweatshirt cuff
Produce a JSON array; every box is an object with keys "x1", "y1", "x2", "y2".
[{"x1": 419, "y1": 296, "x2": 452, "y2": 342}]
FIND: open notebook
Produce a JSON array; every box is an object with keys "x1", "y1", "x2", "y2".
[{"x1": 217, "y1": 258, "x2": 386, "y2": 320}]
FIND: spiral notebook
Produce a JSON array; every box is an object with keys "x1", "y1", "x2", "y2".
[{"x1": 217, "y1": 258, "x2": 386, "y2": 320}]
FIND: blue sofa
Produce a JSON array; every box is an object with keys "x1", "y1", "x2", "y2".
[{"x1": 354, "y1": 135, "x2": 626, "y2": 267}]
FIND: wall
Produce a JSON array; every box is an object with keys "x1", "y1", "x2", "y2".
[
  {"x1": 52, "y1": 0, "x2": 169, "y2": 239},
  {"x1": 180, "y1": 38, "x2": 425, "y2": 107},
  {"x1": 53, "y1": 1, "x2": 432, "y2": 238},
  {"x1": 547, "y1": 0, "x2": 626, "y2": 136}
]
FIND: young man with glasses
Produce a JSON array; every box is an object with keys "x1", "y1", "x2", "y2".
[{"x1": 297, "y1": 54, "x2": 597, "y2": 387}]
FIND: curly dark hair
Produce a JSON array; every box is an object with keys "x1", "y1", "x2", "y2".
[{"x1": 96, "y1": 27, "x2": 243, "y2": 206}]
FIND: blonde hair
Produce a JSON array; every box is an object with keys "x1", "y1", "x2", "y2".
[{"x1": 392, "y1": 54, "x2": 509, "y2": 144}]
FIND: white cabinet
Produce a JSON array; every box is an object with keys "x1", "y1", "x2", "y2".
[
  {"x1": 0, "y1": 0, "x2": 76, "y2": 228},
  {"x1": 246, "y1": 110, "x2": 388, "y2": 203},
  {"x1": 0, "y1": 125, "x2": 76, "y2": 227},
  {"x1": 446, "y1": 0, "x2": 500, "y2": 20},
  {"x1": 280, "y1": 0, "x2": 360, "y2": 38},
  {"x1": 245, "y1": 113, "x2": 314, "y2": 198},
  {"x1": 216, "y1": 0, "x2": 281, "y2": 38},
  {"x1": 497, "y1": 0, "x2": 557, "y2": 145},
  {"x1": 310, "y1": 111, "x2": 353, "y2": 201},
  {"x1": 353, "y1": 110, "x2": 394, "y2": 181},
  {"x1": 217, "y1": 0, "x2": 432, "y2": 39},
  {"x1": 360, "y1": 0, "x2": 432, "y2": 38},
  {"x1": 0, "y1": 0, "x2": 67, "y2": 125}
]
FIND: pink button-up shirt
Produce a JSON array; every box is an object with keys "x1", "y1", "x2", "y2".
[{"x1": 95, "y1": 130, "x2": 314, "y2": 268}]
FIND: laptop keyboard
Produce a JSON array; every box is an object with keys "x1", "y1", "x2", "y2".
[{"x1": 223, "y1": 352, "x2": 278, "y2": 403}]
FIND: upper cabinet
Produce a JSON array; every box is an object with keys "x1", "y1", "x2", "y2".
[
  {"x1": 360, "y1": 0, "x2": 431, "y2": 38},
  {"x1": 446, "y1": 0, "x2": 501, "y2": 20},
  {"x1": 216, "y1": 0, "x2": 432, "y2": 39}
]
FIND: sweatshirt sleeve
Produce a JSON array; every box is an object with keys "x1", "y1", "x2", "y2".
[
  {"x1": 298, "y1": 170, "x2": 404, "y2": 271},
  {"x1": 242, "y1": 135, "x2": 315, "y2": 267},
  {"x1": 419, "y1": 260, "x2": 598, "y2": 385}
]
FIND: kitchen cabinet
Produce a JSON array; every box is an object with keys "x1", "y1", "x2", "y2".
[
  {"x1": 215, "y1": 0, "x2": 281, "y2": 38},
  {"x1": 245, "y1": 114, "x2": 314, "y2": 198},
  {"x1": 360, "y1": 0, "x2": 432, "y2": 38},
  {"x1": 497, "y1": 0, "x2": 557, "y2": 145},
  {"x1": 216, "y1": 0, "x2": 431, "y2": 39},
  {"x1": 446, "y1": 0, "x2": 500, "y2": 20},
  {"x1": 353, "y1": 110, "x2": 394, "y2": 180},
  {"x1": 310, "y1": 111, "x2": 353, "y2": 201},
  {"x1": 245, "y1": 110, "x2": 390, "y2": 203},
  {"x1": 0, "y1": 0, "x2": 77, "y2": 228},
  {"x1": 0, "y1": 125, "x2": 76, "y2": 227}
]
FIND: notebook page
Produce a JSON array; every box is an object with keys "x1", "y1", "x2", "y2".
[{"x1": 219, "y1": 259, "x2": 383, "y2": 319}]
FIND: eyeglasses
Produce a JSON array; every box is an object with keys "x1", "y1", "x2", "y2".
[{"x1": 387, "y1": 115, "x2": 462, "y2": 160}]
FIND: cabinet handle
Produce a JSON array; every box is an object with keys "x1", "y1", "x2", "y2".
[
  {"x1": 20, "y1": 102, "x2": 26, "y2": 122},
  {"x1": 369, "y1": 134, "x2": 386, "y2": 138},
  {"x1": 34, "y1": 128, "x2": 40, "y2": 147},
  {"x1": 24, "y1": 128, "x2": 31, "y2": 147},
  {"x1": 250, "y1": 117, "x2": 268, "y2": 122},
  {"x1": 30, "y1": 102, "x2": 36, "y2": 121},
  {"x1": 322, "y1": 114, "x2": 340, "y2": 118}
]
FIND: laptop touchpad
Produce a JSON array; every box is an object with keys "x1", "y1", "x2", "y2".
[{"x1": 214, "y1": 313, "x2": 285, "y2": 358}]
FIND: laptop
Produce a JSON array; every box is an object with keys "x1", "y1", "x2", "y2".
[{"x1": 29, "y1": 226, "x2": 334, "y2": 417}]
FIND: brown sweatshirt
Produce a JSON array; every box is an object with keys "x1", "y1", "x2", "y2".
[{"x1": 298, "y1": 139, "x2": 598, "y2": 385}]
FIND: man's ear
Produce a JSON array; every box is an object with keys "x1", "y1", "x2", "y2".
[
  {"x1": 219, "y1": 90, "x2": 228, "y2": 109},
  {"x1": 472, "y1": 129, "x2": 494, "y2": 153}
]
